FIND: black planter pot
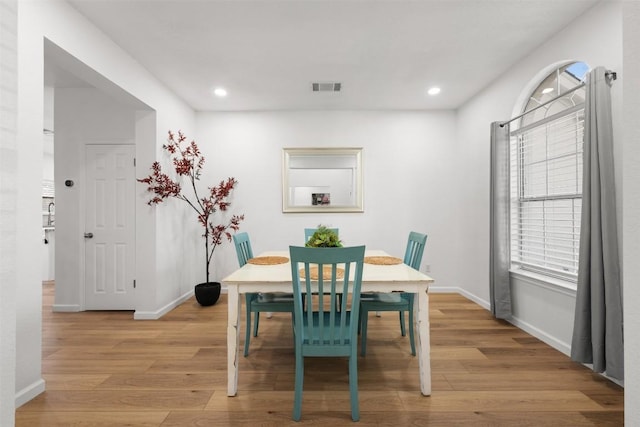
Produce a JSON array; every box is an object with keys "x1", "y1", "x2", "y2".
[{"x1": 194, "y1": 282, "x2": 221, "y2": 306}]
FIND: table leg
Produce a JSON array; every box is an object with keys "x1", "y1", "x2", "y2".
[
  {"x1": 227, "y1": 286, "x2": 241, "y2": 396},
  {"x1": 415, "y1": 288, "x2": 432, "y2": 396}
]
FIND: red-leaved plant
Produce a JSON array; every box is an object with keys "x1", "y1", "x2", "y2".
[{"x1": 138, "y1": 130, "x2": 244, "y2": 283}]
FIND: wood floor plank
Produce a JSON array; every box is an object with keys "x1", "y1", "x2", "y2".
[
  {"x1": 18, "y1": 389, "x2": 212, "y2": 411},
  {"x1": 443, "y1": 371, "x2": 622, "y2": 392},
  {"x1": 15, "y1": 411, "x2": 169, "y2": 427},
  {"x1": 581, "y1": 389, "x2": 625, "y2": 409},
  {"x1": 42, "y1": 374, "x2": 110, "y2": 390},
  {"x1": 96, "y1": 373, "x2": 226, "y2": 390},
  {"x1": 361, "y1": 411, "x2": 613, "y2": 427},
  {"x1": 205, "y1": 390, "x2": 405, "y2": 412},
  {"x1": 15, "y1": 283, "x2": 623, "y2": 426},
  {"x1": 397, "y1": 390, "x2": 604, "y2": 412},
  {"x1": 160, "y1": 411, "x2": 296, "y2": 427},
  {"x1": 41, "y1": 359, "x2": 156, "y2": 374},
  {"x1": 580, "y1": 411, "x2": 625, "y2": 426},
  {"x1": 45, "y1": 346, "x2": 200, "y2": 360},
  {"x1": 460, "y1": 359, "x2": 590, "y2": 373},
  {"x1": 430, "y1": 346, "x2": 489, "y2": 360}
]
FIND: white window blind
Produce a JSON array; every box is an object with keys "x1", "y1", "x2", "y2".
[{"x1": 510, "y1": 107, "x2": 584, "y2": 281}]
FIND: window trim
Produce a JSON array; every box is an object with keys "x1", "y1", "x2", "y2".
[
  {"x1": 509, "y1": 266, "x2": 577, "y2": 294},
  {"x1": 509, "y1": 62, "x2": 588, "y2": 283}
]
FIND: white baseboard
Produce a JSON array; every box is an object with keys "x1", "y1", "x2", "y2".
[
  {"x1": 508, "y1": 315, "x2": 571, "y2": 356},
  {"x1": 133, "y1": 289, "x2": 194, "y2": 320},
  {"x1": 51, "y1": 304, "x2": 81, "y2": 312},
  {"x1": 429, "y1": 286, "x2": 491, "y2": 310},
  {"x1": 15, "y1": 378, "x2": 45, "y2": 408}
]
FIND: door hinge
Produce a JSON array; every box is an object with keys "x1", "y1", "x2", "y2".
[
  {"x1": 133, "y1": 157, "x2": 136, "y2": 167},
  {"x1": 133, "y1": 279, "x2": 136, "y2": 289}
]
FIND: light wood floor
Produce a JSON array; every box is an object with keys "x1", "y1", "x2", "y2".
[{"x1": 16, "y1": 283, "x2": 623, "y2": 426}]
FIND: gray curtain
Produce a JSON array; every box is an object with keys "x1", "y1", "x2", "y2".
[
  {"x1": 571, "y1": 67, "x2": 624, "y2": 380},
  {"x1": 489, "y1": 122, "x2": 512, "y2": 319}
]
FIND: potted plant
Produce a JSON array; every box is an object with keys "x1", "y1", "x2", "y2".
[
  {"x1": 305, "y1": 225, "x2": 342, "y2": 248},
  {"x1": 138, "y1": 130, "x2": 244, "y2": 306}
]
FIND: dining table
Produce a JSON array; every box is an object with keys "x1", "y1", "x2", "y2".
[{"x1": 222, "y1": 249, "x2": 435, "y2": 397}]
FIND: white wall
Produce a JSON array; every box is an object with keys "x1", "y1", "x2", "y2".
[
  {"x1": 622, "y1": 2, "x2": 640, "y2": 424},
  {"x1": 454, "y1": 0, "x2": 623, "y2": 354},
  {"x1": 15, "y1": 0, "x2": 196, "y2": 407},
  {"x1": 0, "y1": 0, "x2": 18, "y2": 424},
  {"x1": 15, "y1": 0, "x2": 47, "y2": 407},
  {"x1": 53, "y1": 87, "x2": 135, "y2": 310},
  {"x1": 195, "y1": 110, "x2": 458, "y2": 286}
]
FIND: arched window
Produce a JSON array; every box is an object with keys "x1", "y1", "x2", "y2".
[{"x1": 510, "y1": 61, "x2": 588, "y2": 282}]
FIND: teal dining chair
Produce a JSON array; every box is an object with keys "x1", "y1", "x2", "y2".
[
  {"x1": 289, "y1": 245, "x2": 365, "y2": 422},
  {"x1": 359, "y1": 231, "x2": 428, "y2": 356},
  {"x1": 233, "y1": 232, "x2": 294, "y2": 357}
]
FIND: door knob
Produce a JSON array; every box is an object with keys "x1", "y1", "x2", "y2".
[{"x1": 84, "y1": 232, "x2": 94, "y2": 239}]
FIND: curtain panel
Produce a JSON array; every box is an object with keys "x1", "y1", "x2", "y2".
[
  {"x1": 489, "y1": 122, "x2": 512, "y2": 319},
  {"x1": 571, "y1": 67, "x2": 624, "y2": 380}
]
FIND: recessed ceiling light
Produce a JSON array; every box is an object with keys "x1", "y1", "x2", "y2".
[
  {"x1": 213, "y1": 87, "x2": 227, "y2": 97},
  {"x1": 427, "y1": 87, "x2": 441, "y2": 96},
  {"x1": 541, "y1": 87, "x2": 554, "y2": 94}
]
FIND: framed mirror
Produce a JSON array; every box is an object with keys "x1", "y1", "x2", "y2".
[{"x1": 282, "y1": 147, "x2": 363, "y2": 213}]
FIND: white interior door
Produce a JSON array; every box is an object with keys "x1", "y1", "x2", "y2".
[{"x1": 84, "y1": 144, "x2": 135, "y2": 310}]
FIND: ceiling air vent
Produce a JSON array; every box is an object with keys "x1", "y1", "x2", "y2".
[{"x1": 312, "y1": 82, "x2": 341, "y2": 92}]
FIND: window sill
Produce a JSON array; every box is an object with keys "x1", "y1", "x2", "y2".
[{"x1": 509, "y1": 268, "x2": 577, "y2": 296}]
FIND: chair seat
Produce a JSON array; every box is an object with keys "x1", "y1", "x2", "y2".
[
  {"x1": 256, "y1": 292, "x2": 294, "y2": 303},
  {"x1": 248, "y1": 292, "x2": 294, "y2": 312},
  {"x1": 360, "y1": 292, "x2": 403, "y2": 303}
]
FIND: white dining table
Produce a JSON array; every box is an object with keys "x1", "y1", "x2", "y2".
[{"x1": 222, "y1": 249, "x2": 435, "y2": 397}]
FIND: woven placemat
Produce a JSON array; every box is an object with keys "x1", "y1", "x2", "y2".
[
  {"x1": 247, "y1": 256, "x2": 289, "y2": 265},
  {"x1": 299, "y1": 266, "x2": 345, "y2": 280},
  {"x1": 364, "y1": 256, "x2": 403, "y2": 265}
]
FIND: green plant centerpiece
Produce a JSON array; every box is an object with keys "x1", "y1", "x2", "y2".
[
  {"x1": 305, "y1": 225, "x2": 342, "y2": 248},
  {"x1": 137, "y1": 130, "x2": 244, "y2": 306}
]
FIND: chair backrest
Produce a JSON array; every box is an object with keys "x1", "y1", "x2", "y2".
[
  {"x1": 289, "y1": 245, "x2": 365, "y2": 355},
  {"x1": 304, "y1": 227, "x2": 339, "y2": 243},
  {"x1": 233, "y1": 232, "x2": 254, "y2": 267},
  {"x1": 403, "y1": 231, "x2": 428, "y2": 271}
]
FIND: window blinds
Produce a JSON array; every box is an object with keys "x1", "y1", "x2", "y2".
[{"x1": 510, "y1": 107, "x2": 584, "y2": 280}]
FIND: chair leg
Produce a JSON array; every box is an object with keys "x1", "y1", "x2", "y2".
[
  {"x1": 408, "y1": 306, "x2": 416, "y2": 356},
  {"x1": 399, "y1": 311, "x2": 406, "y2": 336},
  {"x1": 348, "y1": 353, "x2": 360, "y2": 421},
  {"x1": 293, "y1": 350, "x2": 304, "y2": 421},
  {"x1": 360, "y1": 309, "x2": 369, "y2": 356},
  {"x1": 253, "y1": 312, "x2": 260, "y2": 337},
  {"x1": 244, "y1": 295, "x2": 252, "y2": 357}
]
